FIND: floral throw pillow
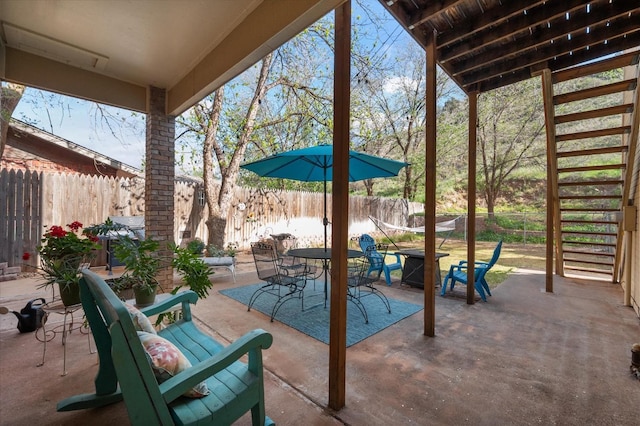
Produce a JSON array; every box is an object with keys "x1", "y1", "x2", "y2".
[
  {"x1": 124, "y1": 303, "x2": 157, "y2": 334},
  {"x1": 137, "y1": 331, "x2": 209, "y2": 398}
]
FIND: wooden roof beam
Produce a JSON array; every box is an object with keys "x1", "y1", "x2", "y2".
[
  {"x1": 436, "y1": 0, "x2": 546, "y2": 48},
  {"x1": 549, "y1": 44, "x2": 640, "y2": 84},
  {"x1": 448, "y1": 3, "x2": 640, "y2": 75},
  {"x1": 477, "y1": 34, "x2": 640, "y2": 92},
  {"x1": 440, "y1": 0, "x2": 599, "y2": 64},
  {"x1": 406, "y1": 0, "x2": 465, "y2": 30},
  {"x1": 553, "y1": 49, "x2": 640, "y2": 83},
  {"x1": 458, "y1": 16, "x2": 640, "y2": 85}
]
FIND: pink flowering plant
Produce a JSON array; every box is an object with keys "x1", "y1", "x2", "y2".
[{"x1": 38, "y1": 221, "x2": 100, "y2": 290}]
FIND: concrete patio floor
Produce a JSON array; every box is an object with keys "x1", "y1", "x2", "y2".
[{"x1": 1, "y1": 254, "x2": 638, "y2": 425}]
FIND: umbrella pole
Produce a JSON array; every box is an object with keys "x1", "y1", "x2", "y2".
[
  {"x1": 323, "y1": 177, "x2": 328, "y2": 252},
  {"x1": 323, "y1": 175, "x2": 329, "y2": 307}
]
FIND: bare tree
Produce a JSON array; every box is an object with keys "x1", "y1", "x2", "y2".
[
  {"x1": 477, "y1": 79, "x2": 546, "y2": 216},
  {"x1": 355, "y1": 42, "x2": 459, "y2": 200},
  {"x1": 188, "y1": 53, "x2": 276, "y2": 249}
]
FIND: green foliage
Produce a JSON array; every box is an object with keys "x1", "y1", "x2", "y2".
[
  {"x1": 37, "y1": 222, "x2": 100, "y2": 290},
  {"x1": 112, "y1": 236, "x2": 160, "y2": 292},
  {"x1": 83, "y1": 217, "x2": 128, "y2": 236},
  {"x1": 171, "y1": 243, "x2": 214, "y2": 299},
  {"x1": 186, "y1": 238, "x2": 205, "y2": 255},
  {"x1": 378, "y1": 232, "x2": 423, "y2": 244},
  {"x1": 494, "y1": 215, "x2": 546, "y2": 232},
  {"x1": 206, "y1": 243, "x2": 237, "y2": 257}
]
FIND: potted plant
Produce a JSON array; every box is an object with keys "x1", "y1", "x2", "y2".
[
  {"x1": 186, "y1": 238, "x2": 206, "y2": 256},
  {"x1": 38, "y1": 221, "x2": 100, "y2": 306},
  {"x1": 171, "y1": 243, "x2": 214, "y2": 299},
  {"x1": 112, "y1": 236, "x2": 160, "y2": 307},
  {"x1": 206, "y1": 243, "x2": 237, "y2": 258}
]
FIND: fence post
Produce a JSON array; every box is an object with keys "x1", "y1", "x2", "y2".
[
  {"x1": 523, "y1": 211, "x2": 527, "y2": 246},
  {"x1": 464, "y1": 213, "x2": 468, "y2": 242}
]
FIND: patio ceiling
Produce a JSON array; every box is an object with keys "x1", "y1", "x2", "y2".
[
  {"x1": 381, "y1": 0, "x2": 640, "y2": 94},
  {"x1": 0, "y1": 0, "x2": 345, "y2": 116},
  {"x1": 3, "y1": 1, "x2": 638, "y2": 113}
]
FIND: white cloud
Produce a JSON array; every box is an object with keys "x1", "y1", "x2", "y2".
[{"x1": 382, "y1": 76, "x2": 417, "y2": 94}]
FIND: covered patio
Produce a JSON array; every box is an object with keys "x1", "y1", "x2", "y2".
[
  {"x1": 2, "y1": 0, "x2": 639, "y2": 420},
  {"x1": 1, "y1": 258, "x2": 638, "y2": 425}
]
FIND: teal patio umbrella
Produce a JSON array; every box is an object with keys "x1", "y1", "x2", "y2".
[{"x1": 240, "y1": 144, "x2": 409, "y2": 250}]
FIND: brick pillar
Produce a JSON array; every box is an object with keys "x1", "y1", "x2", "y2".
[{"x1": 146, "y1": 86, "x2": 175, "y2": 290}]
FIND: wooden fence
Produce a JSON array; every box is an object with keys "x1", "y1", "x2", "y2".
[{"x1": 1, "y1": 168, "x2": 423, "y2": 268}]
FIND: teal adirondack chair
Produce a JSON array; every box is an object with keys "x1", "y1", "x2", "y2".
[
  {"x1": 358, "y1": 234, "x2": 402, "y2": 286},
  {"x1": 441, "y1": 240, "x2": 502, "y2": 301}
]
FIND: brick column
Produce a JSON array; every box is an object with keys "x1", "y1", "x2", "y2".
[{"x1": 146, "y1": 86, "x2": 175, "y2": 289}]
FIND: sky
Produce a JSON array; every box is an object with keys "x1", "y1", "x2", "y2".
[{"x1": 13, "y1": 93, "x2": 147, "y2": 170}]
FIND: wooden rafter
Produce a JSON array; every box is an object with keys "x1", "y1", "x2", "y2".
[{"x1": 440, "y1": 0, "x2": 637, "y2": 65}]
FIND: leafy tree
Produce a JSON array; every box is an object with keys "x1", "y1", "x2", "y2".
[
  {"x1": 177, "y1": 16, "x2": 340, "y2": 249},
  {"x1": 355, "y1": 41, "x2": 461, "y2": 200},
  {"x1": 477, "y1": 78, "x2": 546, "y2": 216}
]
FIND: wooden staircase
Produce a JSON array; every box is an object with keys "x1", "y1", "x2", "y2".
[{"x1": 542, "y1": 50, "x2": 640, "y2": 282}]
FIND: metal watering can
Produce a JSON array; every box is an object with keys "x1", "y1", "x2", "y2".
[{"x1": 0, "y1": 298, "x2": 47, "y2": 333}]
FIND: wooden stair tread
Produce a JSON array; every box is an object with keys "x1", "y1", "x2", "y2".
[
  {"x1": 558, "y1": 179, "x2": 623, "y2": 186},
  {"x1": 561, "y1": 230, "x2": 617, "y2": 237},
  {"x1": 559, "y1": 194, "x2": 621, "y2": 200},
  {"x1": 553, "y1": 50, "x2": 640, "y2": 83},
  {"x1": 563, "y1": 258, "x2": 614, "y2": 267},
  {"x1": 560, "y1": 207, "x2": 620, "y2": 212},
  {"x1": 556, "y1": 126, "x2": 631, "y2": 141},
  {"x1": 556, "y1": 145, "x2": 628, "y2": 158},
  {"x1": 560, "y1": 219, "x2": 619, "y2": 225},
  {"x1": 563, "y1": 249, "x2": 615, "y2": 257},
  {"x1": 555, "y1": 104, "x2": 634, "y2": 124},
  {"x1": 562, "y1": 240, "x2": 616, "y2": 247},
  {"x1": 557, "y1": 163, "x2": 626, "y2": 173},
  {"x1": 553, "y1": 79, "x2": 638, "y2": 104},
  {"x1": 563, "y1": 265, "x2": 613, "y2": 275}
]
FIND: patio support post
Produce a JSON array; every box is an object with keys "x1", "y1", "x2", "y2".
[
  {"x1": 542, "y1": 69, "x2": 560, "y2": 291},
  {"x1": 328, "y1": 0, "x2": 350, "y2": 411},
  {"x1": 467, "y1": 92, "x2": 477, "y2": 305},
  {"x1": 424, "y1": 29, "x2": 437, "y2": 335},
  {"x1": 145, "y1": 86, "x2": 175, "y2": 290}
]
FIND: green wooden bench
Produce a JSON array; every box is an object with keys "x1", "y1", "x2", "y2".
[{"x1": 57, "y1": 269, "x2": 275, "y2": 426}]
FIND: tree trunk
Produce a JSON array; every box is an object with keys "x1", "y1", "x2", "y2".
[
  {"x1": 486, "y1": 193, "x2": 496, "y2": 218},
  {"x1": 206, "y1": 216, "x2": 227, "y2": 251},
  {"x1": 1, "y1": 83, "x2": 26, "y2": 158},
  {"x1": 364, "y1": 179, "x2": 374, "y2": 196},
  {"x1": 201, "y1": 53, "x2": 273, "y2": 250}
]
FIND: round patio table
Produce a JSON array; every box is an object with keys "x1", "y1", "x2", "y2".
[{"x1": 288, "y1": 248, "x2": 363, "y2": 306}]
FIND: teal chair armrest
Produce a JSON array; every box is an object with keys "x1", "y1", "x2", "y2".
[{"x1": 160, "y1": 329, "x2": 274, "y2": 403}]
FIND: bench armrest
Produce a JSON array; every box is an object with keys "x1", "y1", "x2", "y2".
[
  {"x1": 138, "y1": 291, "x2": 198, "y2": 318},
  {"x1": 159, "y1": 329, "x2": 274, "y2": 403}
]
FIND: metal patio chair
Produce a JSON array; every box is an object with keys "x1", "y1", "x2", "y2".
[
  {"x1": 249, "y1": 240, "x2": 309, "y2": 321},
  {"x1": 346, "y1": 245, "x2": 392, "y2": 324}
]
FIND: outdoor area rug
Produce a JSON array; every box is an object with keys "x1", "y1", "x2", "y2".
[{"x1": 220, "y1": 282, "x2": 423, "y2": 347}]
